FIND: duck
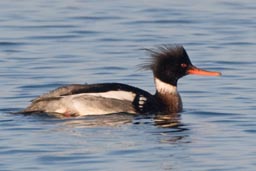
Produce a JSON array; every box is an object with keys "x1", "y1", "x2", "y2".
[{"x1": 20, "y1": 45, "x2": 221, "y2": 117}]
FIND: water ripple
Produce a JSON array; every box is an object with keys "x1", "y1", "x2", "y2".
[{"x1": 0, "y1": 0, "x2": 255, "y2": 171}]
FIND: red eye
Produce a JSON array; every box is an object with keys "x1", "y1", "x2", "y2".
[{"x1": 181, "y1": 63, "x2": 187, "y2": 68}]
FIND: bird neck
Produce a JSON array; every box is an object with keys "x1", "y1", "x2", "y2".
[
  {"x1": 154, "y1": 78, "x2": 183, "y2": 113},
  {"x1": 155, "y1": 78, "x2": 177, "y2": 94}
]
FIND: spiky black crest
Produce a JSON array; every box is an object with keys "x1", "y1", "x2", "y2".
[{"x1": 141, "y1": 45, "x2": 193, "y2": 86}]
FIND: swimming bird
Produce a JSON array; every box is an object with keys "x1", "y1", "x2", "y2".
[{"x1": 20, "y1": 45, "x2": 221, "y2": 117}]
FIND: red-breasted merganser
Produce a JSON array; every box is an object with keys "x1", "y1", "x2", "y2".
[{"x1": 20, "y1": 45, "x2": 221, "y2": 117}]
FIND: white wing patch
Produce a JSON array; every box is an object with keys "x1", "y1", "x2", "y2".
[
  {"x1": 74, "y1": 90, "x2": 136, "y2": 102},
  {"x1": 58, "y1": 92, "x2": 137, "y2": 116}
]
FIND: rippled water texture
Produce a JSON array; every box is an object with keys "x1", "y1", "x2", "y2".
[{"x1": 0, "y1": 0, "x2": 255, "y2": 171}]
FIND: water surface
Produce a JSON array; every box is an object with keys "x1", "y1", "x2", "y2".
[{"x1": 0, "y1": 0, "x2": 255, "y2": 171}]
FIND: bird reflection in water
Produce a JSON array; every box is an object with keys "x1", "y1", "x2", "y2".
[
  {"x1": 53, "y1": 112, "x2": 183, "y2": 128},
  {"x1": 153, "y1": 113, "x2": 190, "y2": 144},
  {"x1": 51, "y1": 113, "x2": 135, "y2": 127},
  {"x1": 28, "y1": 112, "x2": 190, "y2": 144},
  {"x1": 153, "y1": 113, "x2": 181, "y2": 128}
]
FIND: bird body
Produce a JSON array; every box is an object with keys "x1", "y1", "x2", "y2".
[{"x1": 20, "y1": 45, "x2": 221, "y2": 117}]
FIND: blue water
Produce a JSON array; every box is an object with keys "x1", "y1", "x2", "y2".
[{"x1": 0, "y1": 0, "x2": 255, "y2": 170}]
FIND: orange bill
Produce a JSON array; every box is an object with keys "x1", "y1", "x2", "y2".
[{"x1": 187, "y1": 66, "x2": 222, "y2": 76}]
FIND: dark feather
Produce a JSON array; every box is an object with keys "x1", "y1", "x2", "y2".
[
  {"x1": 139, "y1": 44, "x2": 189, "y2": 71},
  {"x1": 139, "y1": 44, "x2": 192, "y2": 86}
]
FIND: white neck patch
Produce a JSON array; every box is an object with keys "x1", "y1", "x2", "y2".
[{"x1": 154, "y1": 78, "x2": 177, "y2": 94}]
